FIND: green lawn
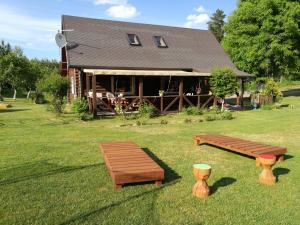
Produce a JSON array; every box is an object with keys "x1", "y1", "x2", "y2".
[{"x1": 0, "y1": 91, "x2": 300, "y2": 225}]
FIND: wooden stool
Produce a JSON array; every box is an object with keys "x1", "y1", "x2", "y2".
[
  {"x1": 257, "y1": 154, "x2": 276, "y2": 185},
  {"x1": 193, "y1": 164, "x2": 211, "y2": 198}
]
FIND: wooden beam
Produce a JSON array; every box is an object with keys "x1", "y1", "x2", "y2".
[
  {"x1": 86, "y1": 74, "x2": 90, "y2": 97},
  {"x1": 92, "y1": 75, "x2": 97, "y2": 117},
  {"x1": 160, "y1": 96, "x2": 164, "y2": 112},
  {"x1": 139, "y1": 77, "x2": 143, "y2": 104},
  {"x1": 240, "y1": 79, "x2": 245, "y2": 107},
  {"x1": 163, "y1": 96, "x2": 179, "y2": 112},
  {"x1": 197, "y1": 95, "x2": 201, "y2": 108},
  {"x1": 178, "y1": 79, "x2": 183, "y2": 112}
]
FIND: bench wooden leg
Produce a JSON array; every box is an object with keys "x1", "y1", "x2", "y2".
[
  {"x1": 155, "y1": 181, "x2": 162, "y2": 187},
  {"x1": 256, "y1": 158, "x2": 261, "y2": 167},
  {"x1": 114, "y1": 184, "x2": 122, "y2": 189},
  {"x1": 193, "y1": 138, "x2": 201, "y2": 146},
  {"x1": 277, "y1": 155, "x2": 285, "y2": 162}
]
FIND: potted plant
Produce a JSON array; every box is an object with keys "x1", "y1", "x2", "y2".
[{"x1": 159, "y1": 90, "x2": 164, "y2": 97}]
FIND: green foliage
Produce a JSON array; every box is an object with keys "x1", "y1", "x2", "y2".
[
  {"x1": 222, "y1": 0, "x2": 300, "y2": 79},
  {"x1": 30, "y1": 91, "x2": 46, "y2": 104},
  {"x1": 262, "y1": 78, "x2": 283, "y2": 102},
  {"x1": 220, "y1": 111, "x2": 234, "y2": 120},
  {"x1": 72, "y1": 98, "x2": 90, "y2": 120},
  {"x1": 184, "y1": 106, "x2": 203, "y2": 115},
  {"x1": 37, "y1": 73, "x2": 69, "y2": 114},
  {"x1": 209, "y1": 68, "x2": 237, "y2": 99},
  {"x1": 114, "y1": 103, "x2": 123, "y2": 115},
  {"x1": 138, "y1": 103, "x2": 158, "y2": 118},
  {"x1": 209, "y1": 105, "x2": 221, "y2": 114},
  {"x1": 208, "y1": 9, "x2": 226, "y2": 42}
]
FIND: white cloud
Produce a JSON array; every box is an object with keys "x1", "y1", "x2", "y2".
[
  {"x1": 184, "y1": 5, "x2": 209, "y2": 29},
  {"x1": 106, "y1": 4, "x2": 139, "y2": 18},
  {"x1": 93, "y1": 0, "x2": 126, "y2": 5},
  {"x1": 196, "y1": 5, "x2": 206, "y2": 13},
  {"x1": 91, "y1": 0, "x2": 139, "y2": 19},
  {"x1": 0, "y1": 4, "x2": 60, "y2": 56}
]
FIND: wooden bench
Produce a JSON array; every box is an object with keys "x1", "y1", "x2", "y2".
[
  {"x1": 193, "y1": 134, "x2": 287, "y2": 163},
  {"x1": 99, "y1": 141, "x2": 164, "y2": 189}
]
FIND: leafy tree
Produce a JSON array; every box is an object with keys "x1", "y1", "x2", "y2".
[
  {"x1": 209, "y1": 68, "x2": 237, "y2": 110},
  {"x1": 0, "y1": 48, "x2": 30, "y2": 99},
  {"x1": 222, "y1": 0, "x2": 300, "y2": 79},
  {"x1": 208, "y1": 9, "x2": 226, "y2": 42},
  {"x1": 0, "y1": 40, "x2": 12, "y2": 100},
  {"x1": 37, "y1": 73, "x2": 69, "y2": 114}
]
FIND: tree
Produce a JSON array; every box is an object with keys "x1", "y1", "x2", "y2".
[
  {"x1": 0, "y1": 40, "x2": 12, "y2": 100},
  {"x1": 208, "y1": 9, "x2": 226, "y2": 42},
  {"x1": 222, "y1": 0, "x2": 300, "y2": 79},
  {"x1": 1, "y1": 48, "x2": 30, "y2": 99},
  {"x1": 37, "y1": 73, "x2": 69, "y2": 114},
  {"x1": 209, "y1": 68, "x2": 237, "y2": 110}
]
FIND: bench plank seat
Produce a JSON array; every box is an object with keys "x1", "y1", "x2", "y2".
[
  {"x1": 193, "y1": 134, "x2": 287, "y2": 161},
  {"x1": 99, "y1": 141, "x2": 164, "y2": 189}
]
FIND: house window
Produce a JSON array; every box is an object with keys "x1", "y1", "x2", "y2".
[
  {"x1": 154, "y1": 36, "x2": 167, "y2": 48},
  {"x1": 127, "y1": 34, "x2": 141, "y2": 46}
]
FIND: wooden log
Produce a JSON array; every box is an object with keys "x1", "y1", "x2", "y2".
[
  {"x1": 139, "y1": 77, "x2": 143, "y2": 104},
  {"x1": 92, "y1": 75, "x2": 97, "y2": 117},
  {"x1": 178, "y1": 79, "x2": 183, "y2": 112}
]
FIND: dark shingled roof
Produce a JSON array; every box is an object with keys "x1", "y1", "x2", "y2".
[{"x1": 62, "y1": 15, "x2": 252, "y2": 77}]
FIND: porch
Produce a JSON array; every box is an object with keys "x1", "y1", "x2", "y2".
[{"x1": 83, "y1": 69, "x2": 217, "y2": 116}]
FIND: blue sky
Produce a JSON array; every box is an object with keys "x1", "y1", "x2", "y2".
[{"x1": 0, "y1": 0, "x2": 239, "y2": 60}]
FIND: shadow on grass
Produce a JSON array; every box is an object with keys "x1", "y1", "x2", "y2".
[
  {"x1": 282, "y1": 88, "x2": 300, "y2": 97},
  {"x1": 273, "y1": 167, "x2": 290, "y2": 182},
  {"x1": 143, "y1": 148, "x2": 181, "y2": 184},
  {"x1": 210, "y1": 177, "x2": 237, "y2": 195},
  {"x1": 0, "y1": 108, "x2": 30, "y2": 113},
  {"x1": 0, "y1": 160, "x2": 102, "y2": 186},
  {"x1": 59, "y1": 179, "x2": 181, "y2": 225},
  {"x1": 284, "y1": 154, "x2": 294, "y2": 160}
]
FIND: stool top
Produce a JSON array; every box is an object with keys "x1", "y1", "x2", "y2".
[
  {"x1": 193, "y1": 164, "x2": 211, "y2": 170},
  {"x1": 258, "y1": 154, "x2": 276, "y2": 159}
]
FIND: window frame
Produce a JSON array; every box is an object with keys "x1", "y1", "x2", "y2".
[
  {"x1": 153, "y1": 36, "x2": 168, "y2": 48},
  {"x1": 127, "y1": 33, "x2": 142, "y2": 46}
]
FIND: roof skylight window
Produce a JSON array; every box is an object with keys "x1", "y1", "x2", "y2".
[
  {"x1": 127, "y1": 34, "x2": 141, "y2": 46},
  {"x1": 154, "y1": 36, "x2": 167, "y2": 48}
]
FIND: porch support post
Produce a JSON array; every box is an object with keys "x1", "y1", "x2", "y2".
[
  {"x1": 86, "y1": 74, "x2": 90, "y2": 97},
  {"x1": 179, "y1": 78, "x2": 183, "y2": 112},
  {"x1": 240, "y1": 78, "x2": 245, "y2": 107},
  {"x1": 139, "y1": 77, "x2": 143, "y2": 104},
  {"x1": 92, "y1": 75, "x2": 97, "y2": 117},
  {"x1": 197, "y1": 95, "x2": 201, "y2": 108}
]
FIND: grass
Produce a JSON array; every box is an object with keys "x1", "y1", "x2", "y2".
[{"x1": 0, "y1": 93, "x2": 300, "y2": 225}]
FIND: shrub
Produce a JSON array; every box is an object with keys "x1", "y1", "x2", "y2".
[
  {"x1": 262, "y1": 78, "x2": 283, "y2": 102},
  {"x1": 136, "y1": 119, "x2": 147, "y2": 126},
  {"x1": 36, "y1": 73, "x2": 69, "y2": 114},
  {"x1": 138, "y1": 103, "x2": 158, "y2": 118},
  {"x1": 114, "y1": 103, "x2": 123, "y2": 115},
  {"x1": 204, "y1": 114, "x2": 217, "y2": 121},
  {"x1": 184, "y1": 106, "x2": 203, "y2": 115},
  {"x1": 72, "y1": 98, "x2": 90, "y2": 120},
  {"x1": 220, "y1": 111, "x2": 234, "y2": 120},
  {"x1": 198, "y1": 119, "x2": 204, "y2": 123},
  {"x1": 209, "y1": 105, "x2": 220, "y2": 114},
  {"x1": 31, "y1": 91, "x2": 46, "y2": 104}
]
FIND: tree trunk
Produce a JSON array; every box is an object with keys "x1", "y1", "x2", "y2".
[
  {"x1": 221, "y1": 99, "x2": 224, "y2": 111},
  {"x1": 27, "y1": 89, "x2": 31, "y2": 99},
  {"x1": 0, "y1": 86, "x2": 2, "y2": 100},
  {"x1": 13, "y1": 89, "x2": 17, "y2": 100}
]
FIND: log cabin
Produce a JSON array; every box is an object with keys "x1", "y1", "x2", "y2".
[{"x1": 60, "y1": 15, "x2": 252, "y2": 116}]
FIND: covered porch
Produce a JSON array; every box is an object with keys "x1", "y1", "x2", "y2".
[{"x1": 83, "y1": 69, "x2": 243, "y2": 116}]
